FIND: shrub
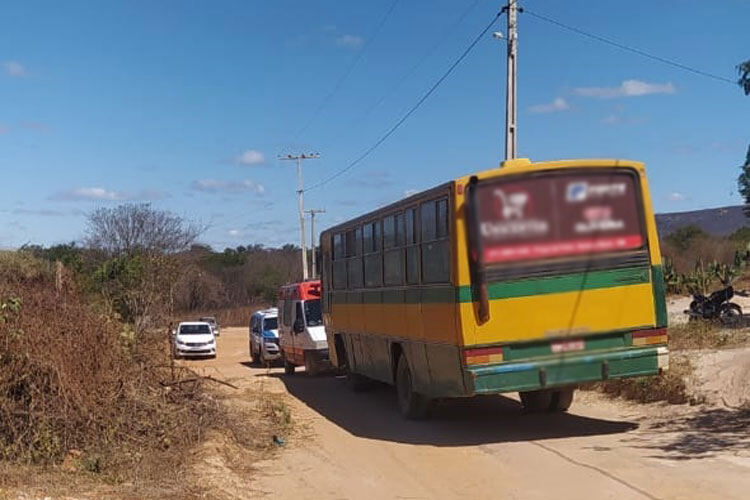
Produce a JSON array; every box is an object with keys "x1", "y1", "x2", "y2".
[{"x1": 0, "y1": 256, "x2": 220, "y2": 473}]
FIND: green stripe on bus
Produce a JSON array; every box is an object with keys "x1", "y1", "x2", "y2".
[
  {"x1": 456, "y1": 266, "x2": 650, "y2": 303},
  {"x1": 651, "y1": 265, "x2": 668, "y2": 327}
]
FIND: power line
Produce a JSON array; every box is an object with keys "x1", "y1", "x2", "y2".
[
  {"x1": 305, "y1": 10, "x2": 503, "y2": 192},
  {"x1": 348, "y1": 0, "x2": 483, "y2": 129},
  {"x1": 293, "y1": 0, "x2": 402, "y2": 141},
  {"x1": 522, "y1": 8, "x2": 736, "y2": 85}
]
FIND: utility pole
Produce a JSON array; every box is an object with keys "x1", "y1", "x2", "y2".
[
  {"x1": 305, "y1": 208, "x2": 326, "y2": 278},
  {"x1": 503, "y1": 1, "x2": 518, "y2": 161},
  {"x1": 280, "y1": 153, "x2": 319, "y2": 280}
]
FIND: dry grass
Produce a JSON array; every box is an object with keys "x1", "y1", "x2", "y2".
[
  {"x1": 0, "y1": 253, "x2": 293, "y2": 497},
  {"x1": 668, "y1": 321, "x2": 750, "y2": 350},
  {"x1": 586, "y1": 356, "x2": 693, "y2": 404}
]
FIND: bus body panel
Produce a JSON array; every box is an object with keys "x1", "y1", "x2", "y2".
[{"x1": 321, "y1": 158, "x2": 668, "y2": 400}]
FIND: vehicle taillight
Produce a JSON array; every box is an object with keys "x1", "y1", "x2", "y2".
[
  {"x1": 464, "y1": 347, "x2": 503, "y2": 365},
  {"x1": 632, "y1": 327, "x2": 668, "y2": 346}
]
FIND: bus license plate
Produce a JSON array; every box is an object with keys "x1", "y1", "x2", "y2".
[{"x1": 551, "y1": 339, "x2": 585, "y2": 353}]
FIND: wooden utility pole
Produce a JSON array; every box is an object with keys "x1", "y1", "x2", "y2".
[{"x1": 280, "y1": 153, "x2": 319, "y2": 279}]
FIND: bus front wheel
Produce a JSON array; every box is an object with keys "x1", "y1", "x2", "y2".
[{"x1": 395, "y1": 355, "x2": 429, "y2": 419}]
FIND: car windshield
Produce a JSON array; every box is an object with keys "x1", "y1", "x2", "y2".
[
  {"x1": 263, "y1": 317, "x2": 278, "y2": 330},
  {"x1": 180, "y1": 324, "x2": 211, "y2": 334},
  {"x1": 304, "y1": 300, "x2": 322, "y2": 327}
]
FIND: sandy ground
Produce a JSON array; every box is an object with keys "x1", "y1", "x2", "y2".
[{"x1": 179, "y1": 327, "x2": 750, "y2": 500}]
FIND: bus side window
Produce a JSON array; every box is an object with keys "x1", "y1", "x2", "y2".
[
  {"x1": 421, "y1": 198, "x2": 450, "y2": 283},
  {"x1": 405, "y1": 207, "x2": 419, "y2": 285}
]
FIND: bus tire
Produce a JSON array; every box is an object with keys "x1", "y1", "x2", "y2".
[
  {"x1": 396, "y1": 355, "x2": 429, "y2": 419},
  {"x1": 340, "y1": 343, "x2": 371, "y2": 391},
  {"x1": 283, "y1": 352, "x2": 295, "y2": 375},
  {"x1": 519, "y1": 390, "x2": 553, "y2": 412},
  {"x1": 549, "y1": 388, "x2": 575, "y2": 412}
]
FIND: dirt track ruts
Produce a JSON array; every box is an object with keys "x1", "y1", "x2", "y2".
[{"x1": 183, "y1": 327, "x2": 750, "y2": 500}]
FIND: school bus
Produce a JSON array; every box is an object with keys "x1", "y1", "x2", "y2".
[{"x1": 320, "y1": 158, "x2": 668, "y2": 418}]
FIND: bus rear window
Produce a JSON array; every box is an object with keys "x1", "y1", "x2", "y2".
[{"x1": 476, "y1": 170, "x2": 643, "y2": 264}]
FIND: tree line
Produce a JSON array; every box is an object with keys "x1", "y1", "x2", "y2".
[{"x1": 24, "y1": 203, "x2": 303, "y2": 336}]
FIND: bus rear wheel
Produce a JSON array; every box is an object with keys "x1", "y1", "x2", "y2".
[
  {"x1": 519, "y1": 390, "x2": 552, "y2": 412},
  {"x1": 549, "y1": 388, "x2": 575, "y2": 412},
  {"x1": 395, "y1": 355, "x2": 429, "y2": 419},
  {"x1": 338, "y1": 340, "x2": 371, "y2": 391},
  {"x1": 520, "y1": 388, "x2": 575, "y2": 412}
]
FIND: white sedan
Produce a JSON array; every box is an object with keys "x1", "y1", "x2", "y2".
[{"x1": 173, "y1": 321, "x2": 217, "y2": 359}]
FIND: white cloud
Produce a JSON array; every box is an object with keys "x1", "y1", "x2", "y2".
[
  {"x1": 50, "y1": 187, "x2": 165, "y2": 202},
  {"x1": 574, "y1": 79, "x2": 675, "y2": 99},
  {"x1": 235, "y1": 149, "x2": 265, "y2": 165},
  {"x1": 58, "y1": 187, "x2": 124, "y2": 201},
  {"x1": 3, "y1": 60, "x2": 28, "y2": 77},
  {"x1": 336, "y1": 34, "x2": 364, "y2": 49},
  {"x1": 667, "y1": 192, "x2": 687, "y2": 202},
  {"x1": 191, "y1": 179, "x2": 265, "y2": 194},
  {"x1": 601, "y1": 114, "x2": 620, "y2": 125},
  {"x1": 227, "y1": 229, "x2": 242, "y2": 237},
  {"x1": 529, "y1": 97, "x2": 570, "y2": 114}
]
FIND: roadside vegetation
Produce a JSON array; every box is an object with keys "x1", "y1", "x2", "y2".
[
  {"x1": 0, "y1": 204, "x2": 298, "y2": 495},
  {"x1": 592, "y1": 224, "x2": 750, "y2": 405}
]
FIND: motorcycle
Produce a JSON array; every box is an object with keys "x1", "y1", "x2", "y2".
[{"x1": 684, "y1": 286, "x2": 746, "y2": 326}]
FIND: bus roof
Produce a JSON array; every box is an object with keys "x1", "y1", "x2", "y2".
[{"x1": 279, "y1": 280, "x2": 322, "y2": 301}]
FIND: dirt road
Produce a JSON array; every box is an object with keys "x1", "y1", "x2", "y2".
[{"x1": 184, "y1": 327, "x2": 750, "y2": 500}]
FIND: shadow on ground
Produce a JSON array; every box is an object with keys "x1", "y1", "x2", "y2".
[
  {"x1": 634, "y1": 407, "x2": 750, "y2": 460},
  {"x1": 246, "y1": 366, "x2": 638, "y2": 447}
]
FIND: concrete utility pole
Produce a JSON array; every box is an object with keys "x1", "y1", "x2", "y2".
[
  {"x1": 280, "y1": 153, "x2": 319, "y2": 280},
  {"x1": 305, "y1": 208, "x2": 326, "y2": 278},
  {"x1": 504, "y1": 1, "x2": 518, "y2": 160}
]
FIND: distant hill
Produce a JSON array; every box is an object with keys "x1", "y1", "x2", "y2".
[{"x1": 656, "y1": 205, "x2": 748, "y2": 237}]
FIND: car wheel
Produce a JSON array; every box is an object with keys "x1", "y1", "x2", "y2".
[
  {"x1": 395, "y1": 354, "x2": 430, "y2": 419},
  {"x1": 250, "y1": 341, "x2": 258, "y2": 364},
  {"x1": 283, "y1": 352, "x2": 295, "y2": 375}
]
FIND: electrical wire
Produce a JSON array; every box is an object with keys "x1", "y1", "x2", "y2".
[
  {"x1": 305, "y1": 10, "x2": 503, "y2": 192},
  {"x1": 293, "y1": 0, "x2": 402, "y2": 141},
  {"x1": 523, "y1": 8, "x2": 737, "y2": 85},
  {"x1": 348, "y1": 0, "x2": 483, "y2": 129}
]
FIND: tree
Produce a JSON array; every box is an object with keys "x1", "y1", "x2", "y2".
[
  {"x1": 85, "y1": 204, "x2": 204, "y2": 336},
  {"x1": 85, "y1": 203, "x2": 203, "y2": 256},
  {"x1": 738, "y1": 59, "x2": 750, "y2": 95},
  {"x1": 737, "y1": 145, "x2": 750, "y2": 216},
  {"x1": 664, "y1": 224, "x2": 708, "y2": 252}
]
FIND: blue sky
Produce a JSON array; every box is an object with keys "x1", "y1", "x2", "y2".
[{"x1": 1, "y1": 0, "x2": 748, "y2": 250}]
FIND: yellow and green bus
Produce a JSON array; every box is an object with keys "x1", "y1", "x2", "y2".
[{"x1": 320, "y1": 158, "x2": 668, "y2": 418}]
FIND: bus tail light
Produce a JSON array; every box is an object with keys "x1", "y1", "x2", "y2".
[
  {"x1": 464, "y1": 347, "x2": 503, "y2": 365},
  {"x1": 632, "y1": 327, "x2": 668, "y2": 346}
]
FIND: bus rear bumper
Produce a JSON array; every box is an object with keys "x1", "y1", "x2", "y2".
[{"x1": 465, "y1": 345, "x2": 668, "y2": 395}]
